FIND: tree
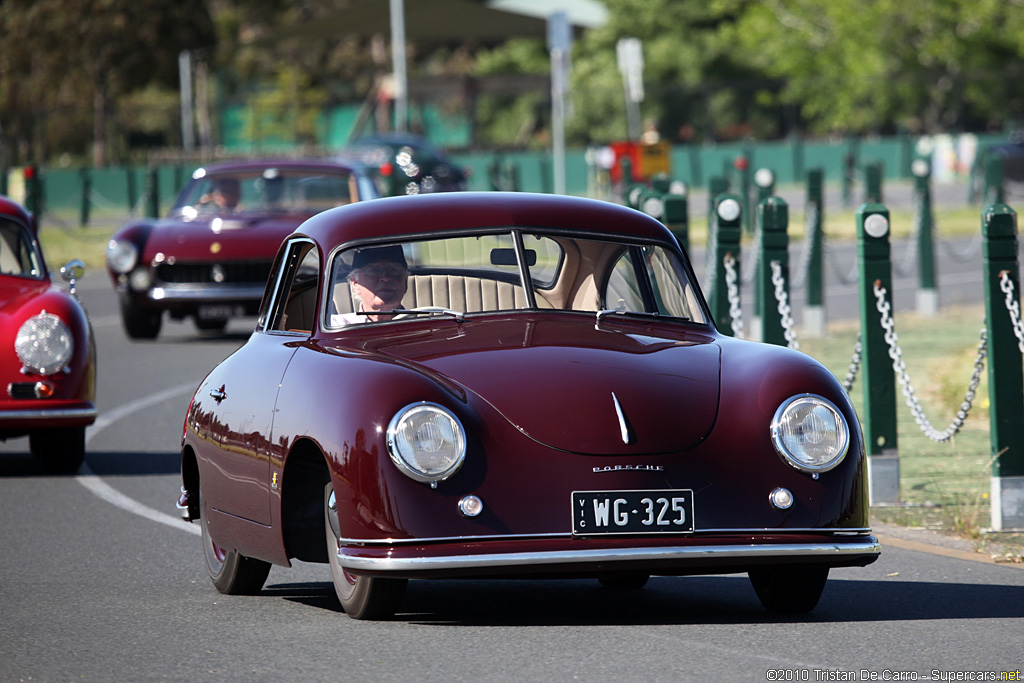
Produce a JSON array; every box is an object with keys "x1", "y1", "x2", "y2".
[{"x1": 0, "y1": 0, "x2": 216, "y2": 165}]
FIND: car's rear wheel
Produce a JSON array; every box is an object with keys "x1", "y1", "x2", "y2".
[
  {"x1": 200, "y1": 485, "x2": 271, "y2": 595},
  {"x1": 598, "y1": 572, "x2": 649, "y2": 590},
  {"x1": 748, "y1": 566, "x2": 829, "y2": 614},
  {"x1": 324, "y1": 482, "x2": 406, "y2": 620},
  {"x1": 120, "y1": 299, "x2": 162, "y2": 340},
  {"x1": 29, "y1": 426, "x2": 85, "y2": 474}
]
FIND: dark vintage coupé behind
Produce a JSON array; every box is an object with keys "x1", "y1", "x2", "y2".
[
  {"x1": 105, "y1": 159, "x2": 379, "y2": 339},
  {"x1": 177, "y1": 192, "x2": 879, "y2": 620}
]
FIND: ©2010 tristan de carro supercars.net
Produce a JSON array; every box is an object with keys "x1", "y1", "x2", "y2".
[{"x1": 176, "y1": 191, "x2": 879, "y2": 620}]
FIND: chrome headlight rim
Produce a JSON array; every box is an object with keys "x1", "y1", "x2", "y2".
[
  {"x1": 387, "y1": 401, "x2": 467, "y2": 483},
  {"x1": 106, "y1": 239, "x2": 139, "y2": 274},
  {"x1": 770, "y1": 393, "x2": 850, "y2": 473},
  {"x1": 15, "y1": 312, "x2": 74, "y2": 376}
]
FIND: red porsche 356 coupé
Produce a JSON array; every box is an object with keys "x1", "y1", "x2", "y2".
[
  {"x1": 105, "y1": 159, "x2": 379, "y2": 339},
  {"x1": 0, "y1": 196, "x2": 95, "y2": 473},
  {"x1": 177, "y1": 192, "x2": 879, "y2": 619}
]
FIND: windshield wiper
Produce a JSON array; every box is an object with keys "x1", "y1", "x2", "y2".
[
  {"x1": 596, "y1": 309, "x2": 689, "y2": 323},
  {"x1": 361, "y1": 307, "x2": 465, "y2": 322}
]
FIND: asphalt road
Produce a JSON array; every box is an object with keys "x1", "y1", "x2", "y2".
[{"x1": 2, "y1": 254, "x2": 1022, "y2": 683}]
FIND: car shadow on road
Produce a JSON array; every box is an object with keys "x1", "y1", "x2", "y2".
[
  {"x1": 265, "y1": 574, "x2": 1024, "y2": 626},
  {"x1": 0, "y1": 450, "x2": 181, "y2": 477}
]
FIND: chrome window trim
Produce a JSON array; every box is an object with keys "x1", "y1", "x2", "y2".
[{"x1": 338, "y1": 539, "x2": 881, "y2": 572}]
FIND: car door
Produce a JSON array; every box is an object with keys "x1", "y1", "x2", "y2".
[{"x1": 195, "y1": 239, "x2": 318, "y2": 526}]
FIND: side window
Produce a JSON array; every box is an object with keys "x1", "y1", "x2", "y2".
[
  {"x1": 604, "y1": 251, "x2": 645, "y2": 312},
  {"x1": 265, "y1": 241, "x2": 319, "y2": 333}
]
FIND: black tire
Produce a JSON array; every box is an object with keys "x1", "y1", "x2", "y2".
[
  {"x1": 120, "y1": 299, "x2": 162, "y2": 340},
  {"x1": 325, "y1": 483, "x2": 406, "y2": 619},
  {"x1": 201, "y1": 486, "x2": 271, "y2": 595},
  {"x1": 29, "y1": 426, "x2": 85, "y2": 474},
  {"x1": 749, "y1": 566, "x2": 829, "y2": 614},
  {"x1": 598, "y1": 573, "x2": 650, "y2": 590},
  {"x1": 194, "y1": 317, "x2": 228, "y2": 334}
]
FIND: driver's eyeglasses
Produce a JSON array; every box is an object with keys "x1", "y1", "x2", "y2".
[{"x1": 358, "y1": 264, "x2": 407, "y2": 281}]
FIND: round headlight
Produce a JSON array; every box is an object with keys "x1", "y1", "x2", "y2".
[
  {"x1": 106, "y1": 239, "x2": 139, "y2": 274},
  {"x1": 387, "y1": 402, "x2": 466, "y2": 483},
  {"x1": 15, "y1": 312, "x2": 74, "y2": 376},
  {"x1": 771, "y1": 394, "x2": 850, "y2": 473}
]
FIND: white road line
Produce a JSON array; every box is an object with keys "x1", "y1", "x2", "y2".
[{"x1": 76, "y1": 381, "x2": 202, "y2": 536}]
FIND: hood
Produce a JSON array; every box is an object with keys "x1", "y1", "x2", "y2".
[
  {"x1": 143, "y1": 215, "x2": 309, "y2": 262},
  {"x1": 0, "y1": 277, "x2": 50, "y2": 322},
  {"x1": 369, "y1": 317, "x2": 721, "y2": 455}
]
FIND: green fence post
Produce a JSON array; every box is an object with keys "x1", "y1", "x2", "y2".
[
  {"x1": 984, "y1": 155, "x2": 1005, "y2": 207},
  {"x1": 756, "y1": 196, "x2": 790, "y2": 346},
  {"x1": 842, "y1": 136, "x2": 859, "y2": 208},
  {"x1": 912, "y1": 158, "x2": 938, "y2": 316},
  {"x1": 126, "y1": 166, "x2": 137, "y2": 213},
  {"x1": 857, "y1": 204, "x2": 899, "y2": 505},
  {"x1": 750, "y1": 168, "x2": 776, "y2": 338},
  {"x1": 708, "y1": 194, "x2": 743, "y2": 336},
  {"x1": 735, "y1": 154, "x2": 752, "y2": 234},
  {"x1": 145, "y1": 167, "x2": 160, "y2": 217},
  {"x1": 508, "y1": 162, "x2": 520, "y2": 192},
  {"x1": 864, "y1": 162, "x2": 884, "y2": 205},
  {"x1": 79, "y1": 167, "x2": 91, "y2": 227},
  {"x1": 981, "y1": 204, "x2": 1024, "y2": 530},
  {"x1": 804, "y1": 168, "x2": 826, "y2": 337},
  {"x1": 662, "y1": 185, "x2": 689, "y2": 253},
  {"x1": 24, "y1": 165, "x2": 42, "y2": 220},
  {"x1": 706, "y1": 176, "x2": 728, "y2": 231},
  {"x1": 0, "y1": 163, "x2": 7, "y2": 196}
]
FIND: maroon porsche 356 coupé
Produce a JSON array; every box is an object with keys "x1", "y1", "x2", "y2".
[
  {"x1": 0, "y1": 196, "x2": 95, "y2": 473},
  {"x1": 105, "y1": 159, "x2": 379, "y2": 339},
  {"x1": 177, "y1": 192, "x2": 879, "y2": 619}
]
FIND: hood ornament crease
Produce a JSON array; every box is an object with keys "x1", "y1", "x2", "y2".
[{"x1": 611, "y1": 392, "x2": 634, "y2": 445}]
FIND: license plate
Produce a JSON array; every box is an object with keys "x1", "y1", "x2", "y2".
[
  {"x1": 572, "y1": 489, "x2": 694, "y2": 536},
  {"x1": 197, "y1": 304, "x2": 244, "y2": 320}
]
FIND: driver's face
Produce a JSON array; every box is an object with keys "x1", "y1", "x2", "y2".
[{"x1": 351, "y1": 261, "x2": 408, "y2": 315}]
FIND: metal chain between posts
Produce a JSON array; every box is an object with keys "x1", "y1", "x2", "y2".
[
  {"x1": 842, "y1": 333, "x2": 862, "y2": 392},
  {"x1": 893, "y1": 201, "x2": 921, "y2": 277},
  {"x1": 791, "y1": 201, "x2": 817, "y2": 289},
  {"x1": 723, "y1": 252, "x2": 744, "y2": 338},
  {"x1": 770, "y1": 260, "x2": 799, "y2": 349},
  {"x1": 999, "y1": 270, "x2": 1024, "y2": 353},
  {"x1": 873, "y1": 281, "x2": 987, "y2": 443},
  {"x1": 824, "y1": 235, "x2": 859, "y2": 285},
  {"x1": 741, "y1": 221, "x2": 761, "y2": 285}
]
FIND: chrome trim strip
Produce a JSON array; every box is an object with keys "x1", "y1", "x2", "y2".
[
  {"x1": 338, "y1": 540, "x2": 881, "y2": 572},
  {"x1": 0, "y1": 407, "x2": 97, "y2": 421},
  {"x1": 338, "y1": 528, "x2": 874, "y2": 546},
  {"x1": 148, "y1": 285, "x2": 266, "y2": 302}
]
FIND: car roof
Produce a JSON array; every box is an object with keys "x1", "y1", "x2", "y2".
[
  {"x1": 295, "y1": 192, "x2": 675, "y2": 247},
  {"x1": 0, "y1": 196, "x2": 33, "y2": 224}
]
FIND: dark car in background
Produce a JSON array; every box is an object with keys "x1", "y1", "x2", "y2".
[
  {"x1": 0, "y1": 196, "x2": 96, "y2": 473},
  {"x1": 346, "y1": 134, "x2": 469, "y2": 196},
  {"x1": 105, "y1": 159, "x2": 379, "y2": 340}
]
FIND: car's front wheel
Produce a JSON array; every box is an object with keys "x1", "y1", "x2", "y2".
[
  {"x1": 748, "y1": 566, "x2": 829, "y2": 614},
  {"x1": 325, "y1": 482, "x2": 406, "y2": 620},
  {"x1": 30, "y1": 426, "x2": 85, "y2": 474},
  {"x1": 201, "y1": 485, "x2": 271, "y2": 595},
  {"x1": 120, "y1": 299, "x2": 162, "y2": 340}
]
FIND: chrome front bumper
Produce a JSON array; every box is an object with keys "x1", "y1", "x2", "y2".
[{"x1": 338, "y1": 538, "x2": 881, "y2": 573}]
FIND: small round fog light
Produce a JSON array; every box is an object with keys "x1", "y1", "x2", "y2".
[
  {"x1": 458, "y1": 495, "x2": 483, "y2": 518},
  {"x1": 769, "y1": 487, "x2": 794, "y2": 510},
  {"x1": 129, "y1": 267, "x2": 152, "y2": 291}
]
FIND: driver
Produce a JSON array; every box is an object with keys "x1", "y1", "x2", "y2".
[{"x1": 333, "y1": 245, "x2": 409, "y2": 325}]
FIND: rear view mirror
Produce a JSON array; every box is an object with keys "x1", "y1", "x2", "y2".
[{"x1": 490, "y1": 248, "x2": 536, "y2": 267}]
